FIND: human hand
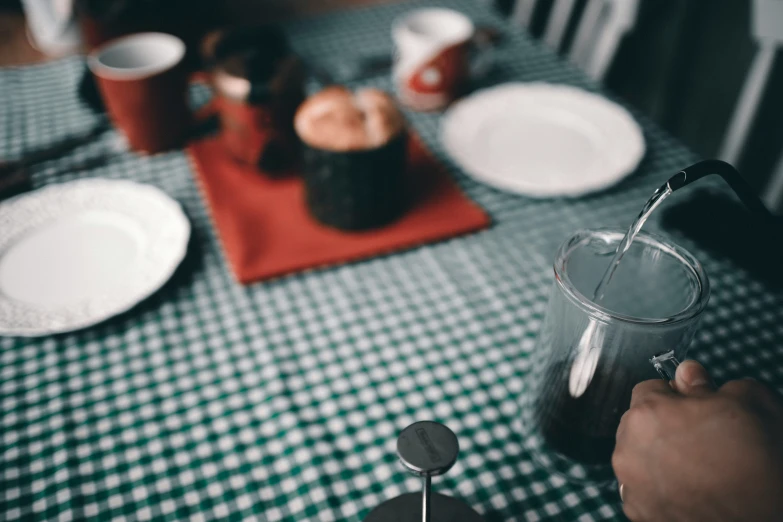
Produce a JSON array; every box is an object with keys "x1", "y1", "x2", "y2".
[{"x1": 613, "y1": 360, "x2": 783, "y2": 522}]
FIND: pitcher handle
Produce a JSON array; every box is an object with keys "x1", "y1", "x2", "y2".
[{"x1": 650, "y1": 350, "x2": 680, "y2": 382}]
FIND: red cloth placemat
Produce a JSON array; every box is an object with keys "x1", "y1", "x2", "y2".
[{"x1": 187, "y1": 135, "x2": 491, "y2": 283}]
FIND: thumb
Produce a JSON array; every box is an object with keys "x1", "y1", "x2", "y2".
[{"x1": 674, "y1": 359, "x2": 715, "y2": 396}]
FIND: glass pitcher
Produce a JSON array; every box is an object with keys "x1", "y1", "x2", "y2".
[{"x1": 520, "y1": 228, "x2": 710, "y2": 482}]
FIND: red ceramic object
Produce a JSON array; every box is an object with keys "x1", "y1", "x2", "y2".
[
  {"x1": 88, "y1": 33, "x2": 191, "y2": 154},
  {"x1": 393, "y1": 8, "x2": 476, "y2": 111},
  {"x1": 187, "y1": 133, "x2": 491, "y2": 283}
]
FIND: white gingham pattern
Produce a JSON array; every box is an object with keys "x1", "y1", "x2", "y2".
[{"x1": 2, "y1": 1, "x2": 783, "y2": 521}]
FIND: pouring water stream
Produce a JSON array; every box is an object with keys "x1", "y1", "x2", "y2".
[{"x1": 572, "y1": 160, "x2": 778, "y2": 391}]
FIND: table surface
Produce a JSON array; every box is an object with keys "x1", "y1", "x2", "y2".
[{"x1": 2, "y1": 1, "x2": 783, "y2": 521}]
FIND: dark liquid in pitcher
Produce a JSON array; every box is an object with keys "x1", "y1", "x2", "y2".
[{"x1": 533, "y1": 360, "x2": 636, "y2": 464}]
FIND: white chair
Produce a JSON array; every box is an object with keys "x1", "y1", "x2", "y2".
[
  {"x1": 718, "y1": 0, "x2": 783, "y2": 212},
  {"x1": 569, "y1": 0, "x2": 639, "y2": 80},
  {"x1": 510, "y1": 0, "x2": 540, "y2": 29},
  {"x1": 543, "y1": 0, "x2": 578, "y2": 50},
  {"x1": 510, "y1": 0, "x2": 639, "y2": 81},
  {"x1": 511, "y1": 0, "x2": 577, "y2": 49}
]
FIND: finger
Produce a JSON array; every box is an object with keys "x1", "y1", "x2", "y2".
[
  {"x1": 630, "y1": 379, "x2": 675, "y2": 408},
  {"x1": 620, "y1": 486, "x2": 658, "y2": 522},
  {"x1": 674, "y1": 359, "x2": 715, "y2": 396},
  {"x1": 719, "y1": 378, "x2": 781, "y2": 413},
  {"x1": 611, "y1": 444, "x2": 631, "y2": 490},
  {"x1": 617, "y1": 481, "x2": 650, "y2": 522},
  {"x1": 720, "y1": 378, "x2": 760, "y2": 400},
  {"x1": 615, "y1": 409, "x2": 630, "y2": 442},
  {"x1": 612, "y1": 444, "x2": 651, "y2": 522},
  {"x1": 622, "y1": 500, "x2": 644, "y2": 522}
]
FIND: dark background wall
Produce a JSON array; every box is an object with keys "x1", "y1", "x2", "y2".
[
  {"x1": 500, "y1": 0, "x2": 783, "y2": 193},
  {"x1": 2, "y1": 0, "x2": 782, "y2": 192},
  {"x1": 608, "y1": 0, "x2": 783, "y2": 193}
]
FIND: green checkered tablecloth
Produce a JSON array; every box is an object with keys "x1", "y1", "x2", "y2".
[{"x1": 2, "y1": 1, "x2": 783, "y2": 521}]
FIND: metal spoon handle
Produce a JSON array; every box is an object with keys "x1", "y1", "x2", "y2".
[{"x1": 421, "y1": 475, "x2": 431, "y2": 522}]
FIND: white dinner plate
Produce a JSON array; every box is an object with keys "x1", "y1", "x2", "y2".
[
  {"x1": 0, "y1": 179, "x2": 190, "y2": 337},
  {"x1": 441, "y1": 83, "x2": 646, "y2": 198}
]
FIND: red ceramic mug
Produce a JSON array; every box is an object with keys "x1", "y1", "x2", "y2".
[
  {"x1": 88, "y1": 33, "x2": 190, "y2": 154},
  {"x1": 392, "y1": 8, "x2": 490, "y2": 112}
]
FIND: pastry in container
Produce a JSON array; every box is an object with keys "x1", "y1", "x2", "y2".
[{"x1": 294, "y1": 87, "x2": 408, "y2": 231}]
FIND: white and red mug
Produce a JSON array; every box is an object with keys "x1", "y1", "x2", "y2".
[{"x1": 392, "y1": 8, "x2": 489, "y2": 112}]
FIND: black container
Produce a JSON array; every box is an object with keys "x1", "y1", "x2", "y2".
[{"x1": 302, "y1": 132, "x2": 407, "y2": 231}]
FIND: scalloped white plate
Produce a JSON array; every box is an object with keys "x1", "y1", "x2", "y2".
[
  {"x1": 0, "y1": 179, "x2": 190, "y2": 337},
  {"x1": 441, "y1": 83, "x2": 646, "y2": 198}
]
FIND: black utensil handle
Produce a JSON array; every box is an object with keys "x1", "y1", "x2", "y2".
[{"x1": 670, "y1": 159, "x2": 779, "y2": 227}]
